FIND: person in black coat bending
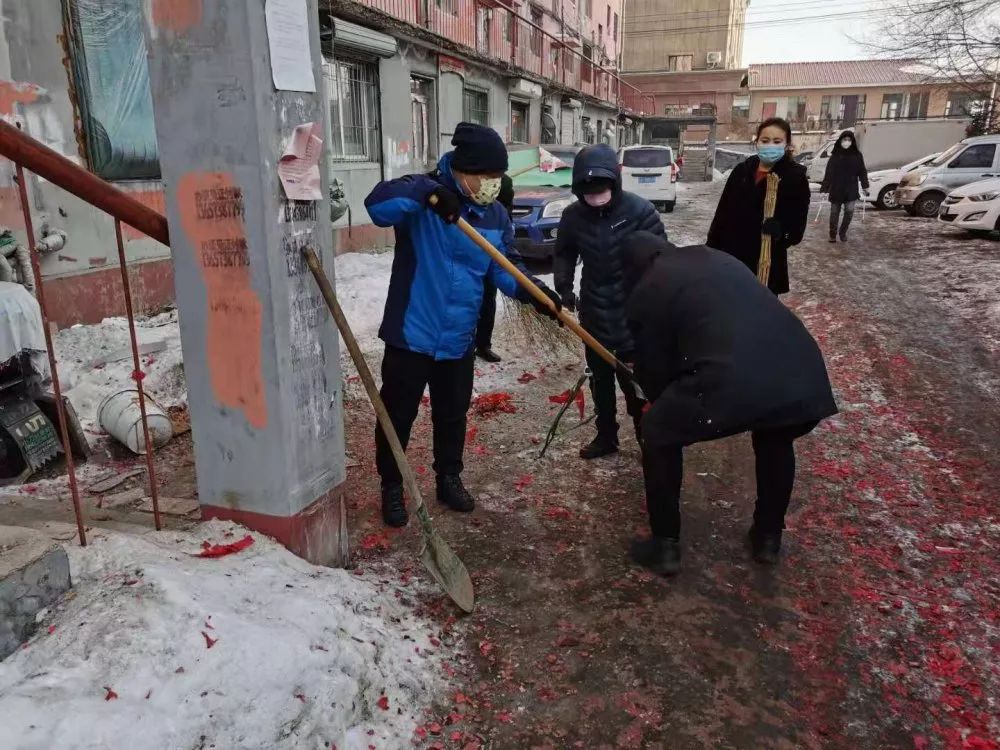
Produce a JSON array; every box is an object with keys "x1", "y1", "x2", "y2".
[
  {"x1": 554, "y1": 143, "x2": 666, "y2": 459},
  {"x1": 820, "y1": 131, "x2": 869, "y2": 243},
  {"x1": 623, "y1": 231, "x2": 838, "y2": 575},
  {"x1": 474, "y1": 174, "x2": 516, "y2": 362},
  {"x1": 707, "y1": 118, "x2": 811, "y2": 295}
]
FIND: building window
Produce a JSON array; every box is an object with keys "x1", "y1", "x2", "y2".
[
  {"x1": 435, "y1": 0, "x2": 457, "y2": 15},
  {"x1": 857, "y1": 94, "x2": 867, "y2": 120},
  {"x1": 880, "y1": 93, "x2": 905, "y2": 120},
  {"x1": 325, "y1": 57, "x2": 381, "y2": 162},
  {"x1": 820, "y1": 95, "x2": 833, "y2": 122},
  {"x1": 668, "y1": 55, "x2": 693, "y2": 72},
  {"x1": 410, "y1": 76, "x2": 435, "y2": 168},
  {"x1": 66, "y1": 0, "x2": 159, "y2": 180},
  {"x1": 731, "y1": 95, "x2": 750, "y2": 122},
  {"x1": 530, "y1": 8, "x2": 543, "y2": 55},
  {"x1": 945, "y1": 91, "x2": 988, "y2": 118},
  {"x1": 510, "y1": 100, "x2": 529, "y2": 142},
  {"x1": 585, "y1": 0, "x2": 592, "y2": 17},
  {"x1": 906, "y1": 92, "x2": 929, "y2": 119},
  {"x1": 613, "y1": 12, "x2": 619, "y2": 42},
  {"x1": 502, "y1": 11, "x2": 512, "y2": 42},
  {"x1": 606, "y1": 6, "x2": 611, "y2": 27},
  {"x1": 582, "y1": 43, "x2": 593, "y2": 82},
  {"x1": 581, "y1": 115, "x2": 593, "y2": 144},
  {"x1": 790, "y1": 96, "x2": 807, "y2": 124},
  {"x1": 464, "y1": 88, "x2": 490, "y2": 126}
]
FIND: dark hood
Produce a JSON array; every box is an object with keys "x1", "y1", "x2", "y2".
[
  {"x1": 623, "y1": 230, "x2": 670, "y2": 294},
  {"x1": 572, "y1": 144, "x2": 622, "y2": 199},
  {"x1": 832, "y1": 133, "x2": 859, "y2": 155}
]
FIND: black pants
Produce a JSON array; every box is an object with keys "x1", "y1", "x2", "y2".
[
  {"x1": 374, "y1": 345, "x2": 475, "y2": 486},
  {"x1": 829, "y1": 200, "x2": 857, "y2": 238},
  {"x1": 641, "y1": 421, "x2": 818, "y2": 539},
  {"x1": 475, "y1": 279, "x2": 497, "y2": 351},
  {"x1": 585, "y1": 345, "x2": 645, "y2": 438}
]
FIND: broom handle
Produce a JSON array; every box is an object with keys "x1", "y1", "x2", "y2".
[
  {"x1": 429, "y1": 196, "x2": 632, "y2": 376},
  {"x1": 302, "y1": 247, "x2": 432, "y2": 527}
]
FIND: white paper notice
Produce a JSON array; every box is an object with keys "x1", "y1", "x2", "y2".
[
  {"x1": 278, "y1": 122, "x2": 323, "y2": 200},
  {"x1": 264, "y1": 0, "x2": 317, "y2": 93}
]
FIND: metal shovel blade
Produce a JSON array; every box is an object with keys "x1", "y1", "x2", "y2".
[{"x1": 415, "y1": 506, "x2": 474, "y2": 613}]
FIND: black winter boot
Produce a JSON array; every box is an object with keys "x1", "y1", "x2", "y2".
[
  {"x1": 381, "y1": 484, "x2": 408, "y2": 528},
  {"x1": 580, "y1": 432, "x2": 619, "y2": 459},
  {"x1": 476, "y1": 347, "x2": 502, "y2": 363},
  {"x1": 749, "y1": 526, "x2": 782, "y2": 565},
  {"x1": 436, "y1": 474, "x2": 475, "y2": 512},
  {"x1": 630, "y1": 536, "x2": 681, "y2": 576}
]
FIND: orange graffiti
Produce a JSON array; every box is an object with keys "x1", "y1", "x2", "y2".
[
  {"x1": 120, "y1": 189, "x2": 167, "y2": 240},
  {"x1": 152, "y1": 0, "x2": 203, "y2": 32},
  {"x1": 177, "y1": 172, "x2": 267, "y2": 429},
  {"x1": 0, "y1": 80, "x2": 43, "y2": 116}
]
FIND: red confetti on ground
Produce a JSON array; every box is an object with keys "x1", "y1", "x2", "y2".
[
  {"x1": 496, "y1": 711, "x2": 514, "y2": 723},
  {"x1": 472, "y1": 392, "x2": 517, "y2": 416},
  {"x1": 359, "y1": 531, "x2": 392, "y2": 551},
  {"x1": 465, "y1": 425, "x2": 478, "y2": 443},
  {"x1": 376, "y1": 695, "x2": 389, "y2": 710},
  {"x1": 196, "y1": 535, "x2": 254, "y2": 558},
  {"x1": 202, "y1": 631, "x2": 218, "y2": 649},
  {"x1": 514, "y1": 474, "x2": 533, "y2": 492},
  {"x1": 295, "y1": 693, "x2": 307, "y2": 703},
  {"x1": 454, "y1": 691, "x2": 470, "y2": 704},
  {"x1": 544, "y1": 506, "x2": 573, "y2": 520},
  {"x1": 548, "y1": 388, "x2": 586, "y2": 420},
  {"x1": 421, "y1": 395, "x2": 430, "y2": 406},
  {"x1": 478, "y1": 640, "x2": 494, "y2": 657},
  {"x1": 428, "y1": 722, "x2": 442, "y2": 735},
  {"x1": 204, "y1": 617, "x2": 214, "y2": 630},
  {"x1": 517, "y1": 371, "x2": 537, "y2": 383},
  {"x1": 47, "y1": 625, "x2": 55, "y2": 635},
  {"x1": 103, "y1": 687, "x2": 118, "y2": 701}
]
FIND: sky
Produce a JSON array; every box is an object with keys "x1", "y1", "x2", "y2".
[{"x1": 741, "y1": 0, "x2": 882, "y2": 65}]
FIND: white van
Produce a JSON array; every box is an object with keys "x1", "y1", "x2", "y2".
[{"x1": 618, "y1": 145, "x2": 677, "y2": 213}]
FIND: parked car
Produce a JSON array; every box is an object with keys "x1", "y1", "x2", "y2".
[
  {"x1": 895, "y1": 135, "x2": 1000, "y2": 217},
  {"x1": 509, "y1": 145, "x2": 580, "y2": 260},
  {"x1": 618, "y1": 144, "x2": 678, "y2": 213},
  {"x1": 793, "y1": 150, "x2": 814, "y2": 167},
  {"x1": 937, "y1": 177, "x2": 1000, "y2": 237},
  {"x1": 865, "y1": 152, "x2": 940, "y2": 210}
]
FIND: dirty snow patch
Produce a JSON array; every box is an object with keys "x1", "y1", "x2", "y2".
[{"x1": 0, "y1": 522, "x2": 444, "y2": 750}]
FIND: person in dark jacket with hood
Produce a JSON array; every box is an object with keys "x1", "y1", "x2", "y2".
[
  {"x1": 365, "y1": 124, "x2": 561, "y2": 528},
  {"x1": 707, "y1": 118, "x2": 811, "y2": 295},
  {"x1": 474, "y1": 174, "x2": 516, "y2": 363},
  {"x1": 820, "y1": 130, "x2": 869, "y2": 242},
  {"x1": 554, "y1": 143, "x2": 665, "y2": 459},
  {"x1": 623, "y1": 231, "x2": 838, "y2": 575}
]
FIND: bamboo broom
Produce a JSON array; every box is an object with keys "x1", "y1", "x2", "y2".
[{"x1": 757, "y1": 172, "x2": 781, "y2": 286}]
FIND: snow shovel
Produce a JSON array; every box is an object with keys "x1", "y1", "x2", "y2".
[
  {"x1": 431, "y1": 195, "x2": 644, "y2": 398},
  {"x1": 302, "y1": 246, "x2": 475, "y2": 614}
]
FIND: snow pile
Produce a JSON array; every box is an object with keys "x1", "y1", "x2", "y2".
[
  {"x1": 0, "y1": 522, "x2": 444, "y2": 750},
  {"x1": 54, "y1": 310, "x2": 186, "y2": 434},
  {"x1": 334, "y1": 251, "x2": 394, "y2": 355}
]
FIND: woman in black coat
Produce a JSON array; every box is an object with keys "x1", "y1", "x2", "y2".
[
  {"x1": 622, "y1": 231, "x2": 838, "y2": 575},
  {"x1": 820, "y1": 131, "x2": 869, "y2": 242},
  {"x1": 707, "y1": 118, "x2": 811, "y2": 295}
]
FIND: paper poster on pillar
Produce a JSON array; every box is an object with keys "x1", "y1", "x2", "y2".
[
  {"x1": 264, "y1": 0, "x2": 317, "y2": 93},
  {"x1": 278, "y1": 122, "x2": 323, "y2": 201}
]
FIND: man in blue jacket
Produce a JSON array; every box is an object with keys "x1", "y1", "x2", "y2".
[{"x1": 365, "y1": 123, "x2": 561, "y2": 528}]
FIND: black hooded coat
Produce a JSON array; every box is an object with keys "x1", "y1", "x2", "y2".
[
  {"x1": 553, "y1": 144, "x2": 664, "y2": 353},
  {"x1": 623, "y1": 231, "x2": 838, "y2": 447},
  {"x1": 821, "y1": 134, "x2": 869, "y2": 203}
]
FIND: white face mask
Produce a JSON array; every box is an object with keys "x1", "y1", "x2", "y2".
[
  {"x1": 840, "y1": 139, "x2": 852, "y2": 149},
  {"x1": 463, "y1": 176, "x2": 502, "y2": 206},
  {"x1": 584, "y1": 189, "x2": 613, "y2": 207}
]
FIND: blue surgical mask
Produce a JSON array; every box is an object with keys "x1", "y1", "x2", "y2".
[{"x1": 757, "y1": 144, "x2": 786, "y2": 165}]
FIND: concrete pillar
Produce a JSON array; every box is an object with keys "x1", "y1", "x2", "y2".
[{"x1": 144, "y1": 0, "x2": 346, "y2": 564}]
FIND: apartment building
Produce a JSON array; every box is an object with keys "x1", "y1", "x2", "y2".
[{"x1": 0, "y1": 0, "x2": 652, "y2": 325}]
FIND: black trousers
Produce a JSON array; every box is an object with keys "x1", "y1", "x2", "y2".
[
  {"x1": 641, "y1": 421, "x2": 818, "y2": 539},
  {"x1": 374, "y1": 345, "x2": 475, "y2": 486},
  {"x1": 585, "y1": 345, "x2": 645, "y2": 438},
  {"x1": 829, "y1": 200, "x2": 857, "y2": 238},
  {"x1": 475, "y1": 279, "x2": 497, "y2": 350}
]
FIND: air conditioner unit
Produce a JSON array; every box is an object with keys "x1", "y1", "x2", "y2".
[{"x1": 706, "y1": 51, "x2": 723, "y2": 67}]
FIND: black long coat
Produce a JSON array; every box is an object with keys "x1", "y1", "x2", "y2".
[
  {"x1": 623, "y1": 232, "x2": 838, "y2": 448},
  {"x1": 707, "y1": 155, "x2": 810, "y2": 295},
  {"x1": 554, "y1": 145, "x2": 664, "y2": 354},
  {"x1": 821, "y1": 149, "x2": 869, "y2": 203}
]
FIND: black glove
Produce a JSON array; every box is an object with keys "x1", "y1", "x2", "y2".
[
  {"x1": 561, "y1": 291, "x2": 577, "y2": 312},
  {"x1": 530, "y1": 284, "x2": 563, "y2": 323},
  {"x1": 428, "y1": 186, "x2": 462, "y2": 224},
  {"x1": 762, "y1": 217, "x2": 783, "y2": 239}
]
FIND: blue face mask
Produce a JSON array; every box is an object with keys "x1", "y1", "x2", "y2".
[{"x1": 757, "y1": 144, "x2": 786, "y2": 165}]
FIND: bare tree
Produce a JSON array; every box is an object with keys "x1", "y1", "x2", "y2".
[{"x1": 864, "y1": 0, "x2": 1000, "y2": 132}]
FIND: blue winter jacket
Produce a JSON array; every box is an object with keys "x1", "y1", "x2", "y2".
[{"x1": 365, "y1": 153, "x2": 532, "y2": 361}]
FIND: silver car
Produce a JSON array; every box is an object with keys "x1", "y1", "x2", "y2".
[{"x1": 895, "y1": 135, "x2": 1000, "y2": 217}]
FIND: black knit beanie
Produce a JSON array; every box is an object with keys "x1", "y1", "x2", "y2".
[{"x1": 450, "y1": 122, "x2": 508, "y2": 173}]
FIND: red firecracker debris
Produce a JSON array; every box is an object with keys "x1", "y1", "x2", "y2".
[
  {"x1": 196, "y1": 535, "x2": 254, "y2": 558},
  {"x1": 202, "y1": 631, "x2": 218, "y2": 649},
  {"x1": 544, "y1": 506, "x2": 573, "y2": 520},
  {"x1": 359, "y1": 532, "x2": 392, "y2": 551},
  {"x1": 514, "y1": 474, "x2": 534, "y2": 492},
  {"x1": 478, "y1": 640, "x2": 494, "y2": 657},
  {"x1": 472, "y1": 392, "x2": 517, "y2": 416},
  {"x1": 517, "y1": 371, "x2": 537, "y2": 384},
  {"x1": 428, "y1": 722, "x2": 442, "y2": 735},
  {"x1": 465, "y1": 425, "x2": 478, "y2": 442},
  {"x1": 376, "y1": 695, "x2": 389, "y2": 710},
  {"x1": 295, "y1": 693, "x2": 307, "y2": 703},
  {"x1": 47, "y1": 625, "x2": 56, "y2": 635},
  {"x1": 548, "y1": 388, "x2": 586, "y2": 420},
  {"x1": 454, "y1": 691, "x2": 470, "y2": 704},
  {"x1": 104, "y1": 687, "x2": 118, "y2": 701},
  {"x1": 496, "y1": 711, "x2": 513, "y2": 723}
]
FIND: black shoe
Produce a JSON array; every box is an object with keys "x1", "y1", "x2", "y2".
[
  {"x1": 436, "y1": 474, "x2": 475, "y2": 512},
  {"x1": 476, "y1": 347, "x2": 502, "y2": 363},
  {"x1": 630, "y1": 536, "x2": 681, "y2": 577},
  {"x1": 838, "y1": 232, "x2": 848, "y2": 242},
  {"x1": 828, "y1": 235, "x2": 837, "y2": 243},
  {"x1": 579, "y1": 434, "x2": 619, "y2": 459},
  {"x1": 381, "y1": 484, "x2": 408, "y2": 528},
  {"x1": 749, "y1": 526, "x2": 782, "y2": 565}
]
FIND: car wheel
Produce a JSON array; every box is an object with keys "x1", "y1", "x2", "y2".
[
  {"x1": 663, "y1": 201, "x2": 675, "y2": 213},
  {"x1": 876, "y1": 185, "x2": 898, "y2": 210},
  {"x1": 915, "y1": 192, "x2": 944, "y2": 218}
]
